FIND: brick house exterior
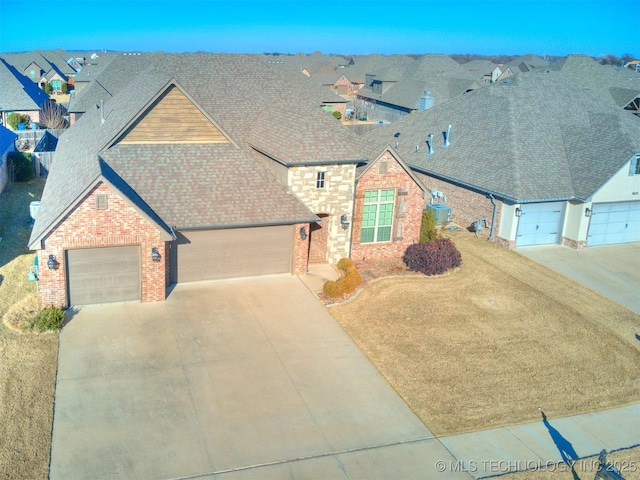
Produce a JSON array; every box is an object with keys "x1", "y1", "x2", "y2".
[
  {"x1": 35, "y1": 182, "x2": 169, "y2": 307},
  {"x1": 351, "y1": 149, "x2": 427, "y2": 263},
  {"x1": 414, "y1": 172, "x2": 504, "y2": 240}
]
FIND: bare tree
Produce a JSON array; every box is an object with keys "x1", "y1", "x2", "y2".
[{"x1": 39, "y1": 101, "x2": 68, "y2": 129}]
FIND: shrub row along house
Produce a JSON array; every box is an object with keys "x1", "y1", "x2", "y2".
[
  {"x1": 28, "y1": 54, "x2": 427, "y2": 307},
  {"x1": 28, "y1": 55, "x2": 640, "y2": 308}
]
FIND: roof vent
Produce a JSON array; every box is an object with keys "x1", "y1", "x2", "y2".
[
  {"x1": 443, "y1": 125, "x2": 451, "y2": 148},
  {"x1": 394, "y1": 132, "x2": 401, "y2": 149},
  {"x1": 426, "y1": 134, "x2": 435, "y2": 156}
]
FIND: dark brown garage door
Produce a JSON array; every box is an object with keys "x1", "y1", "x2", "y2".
[
  {"x1": 67, "y1": 246, "x2": 141, "y2": 306},
  {"x1": 170, "y1": 226, "x2": 293, "y2": 283}
]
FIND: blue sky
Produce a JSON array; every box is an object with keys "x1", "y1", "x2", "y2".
[{"x1": 0, "y1": 0, "x2": 637, "y2": 57}]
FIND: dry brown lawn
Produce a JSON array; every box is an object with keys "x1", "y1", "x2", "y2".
[
  {"x1": 330, "y1": 230, "x2": 640, "y2": 437},
  {"x1": 0, "y1": 179, "x2": 58, "y2": 480}
]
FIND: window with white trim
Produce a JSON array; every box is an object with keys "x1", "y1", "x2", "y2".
[
  {"x1": 631, "y1": 154, "x2": 640, "y2": 175},
  {"x1": 361, "y1": 189, "x2": 395, "y2": 243},
  {"x1": 316, "y1": 171, "x2": 326, "y2": 188}
]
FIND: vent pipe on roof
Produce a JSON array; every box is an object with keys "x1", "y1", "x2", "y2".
[
  {"x1": 415, "y1": 145, "x2": 420, "y2": 153},
  {"x1": 443, "y1": 125, "x2": 451, "y2": 148},
  {"x1": 426, "y1": 134, "x2": 435, "y2": 156},
  {"x1": 99, "y1": 99, "x2": 104, "y2": 125}
]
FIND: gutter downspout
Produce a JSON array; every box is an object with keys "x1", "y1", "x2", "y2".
[{"x1": 489, "y1": 194, "x2": 497, "y2": 240}]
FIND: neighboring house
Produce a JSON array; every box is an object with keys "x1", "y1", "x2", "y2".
[
  {"x1": 67, "y1": 52, "x2": 157, "y2": 123},
  {"x1": 28, "y1": 54, "x2": 374, "y2": 308},
  {"x1": 462, "y1": 59, "x2": 501, "y2": 83},
  {"x1": 356, "y1": 54, "x2": 480, "y2": 122},
  {"x1": 0, "y1": 125, "x2": 18, "y2": 192},
  {"x1": 1, "y1": 50, "x2": 77, "y2": 90},
  {"x1": 542, "y1": 55, "x2": 640, "y2": 116},
  {"x1": 361, "y1": 73, "x2": 640, "y2": 250},
  {"x1": 0, "y1": 59, "x2": 50, "y2": 128}
]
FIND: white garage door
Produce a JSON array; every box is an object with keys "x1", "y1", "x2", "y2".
[
  {"x1": 170, "y1": 225, "x2": 293, "y2": 283},
  {"x1": 67, "y1": 246, "x2": 141, "y2": 306},
  {"x1": 587, "y1": 201, "x2": 640, "y2": 246},
  {"x1": 516, "y1": 202, "x2": 565, "y2": 247}
]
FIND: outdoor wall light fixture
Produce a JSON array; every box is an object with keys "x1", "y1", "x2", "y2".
[
  {"x1": 340, "y1": 214, "x2": 350, "y2": 230},
  {"x1": 585, "y1": 207, "x2": 592, "y2": 217},
  {"x1": 47, "y1": 254, "x2": 58, "y2": 270},
  {"x1": 299, "y1": 227, "x2": 307, "y2": 241},
  {"x1": 515, "y1": 208, "x2": 522, "y2": 217},
  {"x1": 151, "y1": 247, "x2": 161, "y2": 262}
]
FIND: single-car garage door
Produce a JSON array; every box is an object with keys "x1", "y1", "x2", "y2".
[
  {"x1": 67, "y1": 246, "x2": 141, "y2": 306},
  {"x1": 587, "y1": 201, "x2": 640, "y2": 246},
  {"x1": 171, "y1": 225, "x2": 293, "y2": 283},
  {"x1": 516, "y1": 202, "x2": 565, "y2": 247}
]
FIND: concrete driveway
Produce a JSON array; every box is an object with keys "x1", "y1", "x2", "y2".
[
  {"x1": 50, "y1": 276, "x2": 470, "y2": 479},
  {"x1": 517, "y1": 242, "x2": 640, "y2": 314}
]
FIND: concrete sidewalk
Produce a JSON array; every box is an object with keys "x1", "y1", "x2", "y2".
[{"x1": 440, "y1": 404, "x2": 640, "y2": 478}]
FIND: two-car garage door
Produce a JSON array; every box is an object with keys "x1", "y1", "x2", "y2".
[
  {"x1": 170, "y1": 225, "x2": 293, "y2": 283},
  {"x1": 587, "y1": 201, "x2": 640, "y2": 246}
]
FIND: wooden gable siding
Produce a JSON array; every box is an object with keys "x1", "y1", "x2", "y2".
[{"x1": 118, "y1": 86, "x2": 229, "y2": 144}]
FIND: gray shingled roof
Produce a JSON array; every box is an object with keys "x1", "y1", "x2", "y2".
[
  {"x1": 543, "y1": 55, "x2": 640, "y2": 109},
  {"x1": 68, "y1": 53, "x2": 159, "y2": 113},
  {"x1": 0, "y1": 59, "x2": 50, "y2": 111},
  {"x1": 462, "y1": 59, "x2": 499, "y2": 81},
  {"x1": 357, "y1": 55, "x2": 480, "y2": 110},
  {"x1": 361, "y1": 73, "x2": 640, "y2": 203},
  {"x1": 30, "y1": 54, "x2": 364, "y2": 247},
  {"x1": 101, "y1": 143, "x2": 316, "y2": 228}
]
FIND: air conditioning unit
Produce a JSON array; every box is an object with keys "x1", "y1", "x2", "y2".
[{"x1": 425, "y1": 204, "x2": 451, "y2": 225}]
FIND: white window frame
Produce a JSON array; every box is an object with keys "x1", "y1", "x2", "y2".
[{"x1": 361, "y1": 189, "x2": 395, "y2": 243}]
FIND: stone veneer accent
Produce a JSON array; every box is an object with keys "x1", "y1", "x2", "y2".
[
  {"x1": 562, "y1": 237, "x2": 587, "y2": 250},
  {"x1": 351, "y1": 151, "x2": 426, "y2": 262},
  {"x1": 289, "y1": 164, "x2": 356, "y2": 264},
  {"x1": 36, "y1": 182, "x2": 167, "y2": 307}
]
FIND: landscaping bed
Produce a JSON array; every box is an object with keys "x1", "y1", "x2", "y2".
[{"x1": 329, "y1": 230, "x2": 640, "y2": 437}]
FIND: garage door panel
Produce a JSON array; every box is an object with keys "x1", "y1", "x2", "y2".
[
  {"x1": 172, "y1": 226, "x2": 293, "y2": 283},
  {"x1": 516, "y1": 202, "x2": 564, "y2": 246},
  {"x1": 588, "y1": 202, "x2": 640, "y2": 246},
  {"x1": 67, "y1": 246, "x2": 141, "y2": 306}
]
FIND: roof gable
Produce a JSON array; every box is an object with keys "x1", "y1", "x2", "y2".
[
  {"x1": 357, "y1": 147, "x2": 428, "y2": 193},
  {"x1": 114, "y1": 83, "x2": 231, "y2": 145}
]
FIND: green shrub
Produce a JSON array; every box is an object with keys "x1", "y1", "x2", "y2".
[
  {"x1": 419, "y1": 208, "x2": 439, "y2": 243},
  {"x1": 44, "y1": 82, "x2": 52, "y2": 94},
  {"x1": 7, "y1": 112, "x2": 30, "y2": 130},
  {"x1": 8, "y1": 152, "x2": 34, "y2": 182},
  {"x1": 332, "y1": 110, "x2": 342, "y2": 120},
  {"x1": 61, "y1": 82, "x2": 67, "y2": 94},
  {"x1": 27, "y1": 305, "x2": 65, "y2": 331}
]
